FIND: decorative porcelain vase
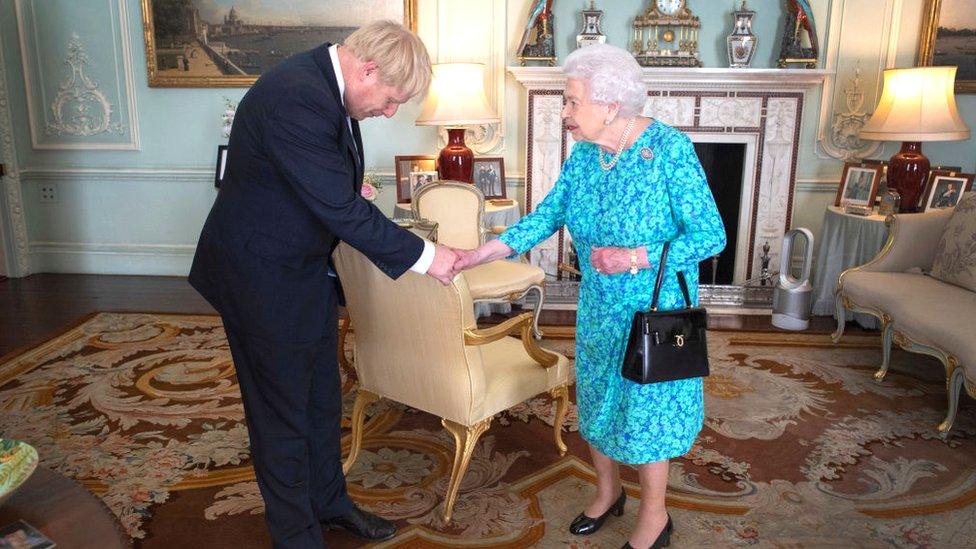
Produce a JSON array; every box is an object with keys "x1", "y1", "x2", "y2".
[
  {"x1": 576, "y1": 1, "x2": 606, "y2": 49},
  {"x1": 727, "y1": 1, "x2": 757, "y2": 68}
]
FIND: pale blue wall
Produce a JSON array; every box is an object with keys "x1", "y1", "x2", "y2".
[{"x1": 0, "y1": 0, "x2": 973, "y2": 276}]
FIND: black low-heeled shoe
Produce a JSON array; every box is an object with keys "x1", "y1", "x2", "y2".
[
  {"x1": 321, "y1": 505, "x2": 397, "y2": 541},
  {"x1": 621, "y1": 513, "x2": 673, "y2": 549},
  {"x1": 568, "y1": 488, "x2": 626, "y2": 536}
]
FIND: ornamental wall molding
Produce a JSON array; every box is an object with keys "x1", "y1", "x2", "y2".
[
  {"x1": 45, "y1": 34, "x2": 124, "y2": 138},
  {"x1": 15, "y1": 0, "x2": 140, "y2": 150},
  {"x1": 0, "y1": 33, "x2": 31, "y2": 276},
  {"x1": 828, "y1": 64, "x2": 874, "y2": 159},
  {"x1": 436, "y1": 124, "x2": 503, "y2": 155},
  {"x1": 815, "y1": 0, "x2": 901, "y2": 160}
]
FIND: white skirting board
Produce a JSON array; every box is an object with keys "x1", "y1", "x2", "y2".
[{"x1": 29, "y1": 242, "x2": 194, "y2": 276}]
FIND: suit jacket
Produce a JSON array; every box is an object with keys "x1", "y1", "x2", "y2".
[{"x1": 189, "y1": 43, "x2": 424, "y2": 343}]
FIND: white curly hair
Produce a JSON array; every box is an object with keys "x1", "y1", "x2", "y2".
[{"x1": 563, "y1": 44, "x2": 646, "y2": 118}]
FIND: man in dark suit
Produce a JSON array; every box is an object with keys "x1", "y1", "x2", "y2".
[{"x1": 189, "y1": 21, "x2": 457, "y2": 548}]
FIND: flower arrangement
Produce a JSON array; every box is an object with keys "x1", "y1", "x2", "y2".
[
  {"x1": 221, "y1": 97, "x2": 237, "y2": 140},
  {"x1": 361, "y1": 171, "x2": 382, "y2": 201}
]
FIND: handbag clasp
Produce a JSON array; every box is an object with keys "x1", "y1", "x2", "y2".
[{"x1": 674, "y1": 334, "x2": 685, "y2": 347}]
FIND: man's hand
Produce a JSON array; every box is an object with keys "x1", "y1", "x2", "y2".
[
  {"x1": 591, "y1": 246, "x2": 644, "y2": 275},
  {"x1": 426, "y1": 244, "x2": 459, "y2": 285},
  {"x1": 453, "y1": 248, "x2": 480, "y2": 271}
]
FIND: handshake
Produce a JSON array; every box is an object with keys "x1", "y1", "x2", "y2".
[
  {"x1": 423, "y1": 240, "x2": 646, "y2": 285},
  {"x1": 425, "y1": 243, "x2": 484, "y2": 285}
]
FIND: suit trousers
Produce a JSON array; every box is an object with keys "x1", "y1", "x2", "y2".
[{"x1": 222, "y1": 309, "x2": 353, "y2": 549}]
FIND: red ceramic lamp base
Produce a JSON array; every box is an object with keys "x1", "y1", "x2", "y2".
[
  {"x1": 887, "y1": 141, "x2": 929, "y2": 212},
  {"x1": 437, "y1": 128, "x2": 474, "y2": 183}
]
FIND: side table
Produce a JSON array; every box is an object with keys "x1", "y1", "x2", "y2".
[
  {"x1": 0, "y1": 467, "x2": 130, "y2": 548},
  {"x1": 811, "y1": 205, "x2": 889, "y2": 329}
]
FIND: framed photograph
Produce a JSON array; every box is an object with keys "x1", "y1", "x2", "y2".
[
  {"x1": 394, "y1": 155, "x2": 437, "y2": 203},
  {"x1": 835, "y1": 162, "x2": 883, "y2": 207},
  {"x1": 0, "y1": 519, "x2": 55, "y2": 549},
  {"x1": 141, "y1": 0, "x2": 418, "y2": 88},
  {"x1": 472, "y1": 157, "x2": 507, "y2": 200},
  {"x1": 917, "y1": 0, "x2": 976, "y2": 94},
  {"x1": 214, "y1": 144, "x2": 228, "y2": 188},
  {"x1": 860, "y1": 158, "x2": 890, "y2": 205},
  {"x1": 921, "y1": 170, "x2": 975, "y2": 211},
  {"x1": 409, "y1": 171, "x2": 439, "y2": 195}
]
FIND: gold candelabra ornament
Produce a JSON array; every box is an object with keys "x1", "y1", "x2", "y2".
[{"x1": 632, "y1": 0, "x2": 701, "y2": 67}]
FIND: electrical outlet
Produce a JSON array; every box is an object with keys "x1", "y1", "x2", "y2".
[{"x1": 39, "y1": 183, "x2": 58, "y2": 203}]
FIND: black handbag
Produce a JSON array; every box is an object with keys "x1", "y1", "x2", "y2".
[{"x1": 622, "y1": 242, "x2": 710, "y2": 384}]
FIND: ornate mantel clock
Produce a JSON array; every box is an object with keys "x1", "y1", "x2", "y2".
[{"x1": 632, "y1": 0, "x2": 701, "y2": 67}]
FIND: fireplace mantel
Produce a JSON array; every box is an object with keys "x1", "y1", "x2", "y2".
[
  {"x1": 508, "y1": 65, "x2": 831, "y2": 298},
  {"x1": 508, "y1": 66, "x2": 831, "y2": 92}
]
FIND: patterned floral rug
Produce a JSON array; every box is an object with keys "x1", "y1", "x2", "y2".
[{"x1": 1, "y1": 312, "x2": 974, "y2": 548}]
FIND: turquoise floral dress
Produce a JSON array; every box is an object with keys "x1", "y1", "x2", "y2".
[{"x1": 500, "y1": 121, "x2": 726, "y2": 464}]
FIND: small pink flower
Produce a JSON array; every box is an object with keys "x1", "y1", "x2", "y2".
[{"x1": 360, "y1": 182, "x2": 377, "y2": 201}]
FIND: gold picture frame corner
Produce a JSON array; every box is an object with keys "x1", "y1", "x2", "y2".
[{"x1": 916, "y1": 0, "x2": 975, "y2": 94}]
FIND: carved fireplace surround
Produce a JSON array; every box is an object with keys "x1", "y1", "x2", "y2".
[{"x1": 508, "y1": 67, "x2": 829, "y2": 307}]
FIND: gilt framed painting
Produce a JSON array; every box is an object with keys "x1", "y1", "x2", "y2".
[
  {"x1": 918, "y1": 0, "x2": 976, "y2": 93},
  {"x1": 141, "y1": 0, "x2": 417, "y2": 87}
]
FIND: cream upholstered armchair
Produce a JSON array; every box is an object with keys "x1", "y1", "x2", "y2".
[
  {"x1": 332, "y1": 242, "x2": 572, "y2": 522},
  {"x1": 412, "y1": 181, "x2": 547, "y2": 339}
]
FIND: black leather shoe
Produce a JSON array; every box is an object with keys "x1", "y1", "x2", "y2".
[
  {"x1": 321, "y1": 505, "x2": 396, "y2": 541},
  {"x1": 569, "y1": 488, "x2": 626, "y2": 536},
  {"x1": 621, "y1": 513, "x2": 673, "y2": 549}
]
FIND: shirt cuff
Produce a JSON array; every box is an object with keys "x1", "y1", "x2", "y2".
[{"x1": 408, "y1": 240, "x2": 435, "y2": 274}]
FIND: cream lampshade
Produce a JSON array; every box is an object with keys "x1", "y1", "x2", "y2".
[
  {"x1": 859, "y1": 67, "x2": 971, "y2": 211},
  {"x1": 416, "y1": 63, "x2": 498, "y2": 183}
]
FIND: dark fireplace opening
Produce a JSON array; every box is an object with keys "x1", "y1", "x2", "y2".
[{"x1": 693, "y1": 142, "x2": 745, "y2": 285}]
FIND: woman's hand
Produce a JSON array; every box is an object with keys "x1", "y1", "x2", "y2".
[
  {"x1": 590, "y1": 246, "x2": 649, "y2": 275},
  {"x1": 454, "y1": 239, "x2": 515, "y2": 271}
]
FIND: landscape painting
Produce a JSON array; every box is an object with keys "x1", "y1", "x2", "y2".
[
  {"x1": 142, "y1": 0, "x2": 416, "y2": 87},
  {"x1": 919, "y1": 0, "x2": 976, "y2": 93}
]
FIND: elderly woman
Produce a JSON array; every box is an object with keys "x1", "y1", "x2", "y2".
[{"x1": 455, "y1": 44, "x2": 725, "y2": 549}]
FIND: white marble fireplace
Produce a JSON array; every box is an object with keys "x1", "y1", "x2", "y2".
[{"x1": 508, "y1": 67, "x2": 829, "y2": 303}]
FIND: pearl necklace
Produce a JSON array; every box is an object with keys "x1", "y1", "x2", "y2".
[{"x1": 598, "y1": 117, "x2": 637, "y2": 171}]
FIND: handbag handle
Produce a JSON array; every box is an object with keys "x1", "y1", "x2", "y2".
[{"x1": 650, "y1": 241, "x2": 692, "y2": 311}]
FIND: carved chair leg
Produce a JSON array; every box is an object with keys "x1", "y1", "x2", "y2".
[
  {"x1": 938, "y1": 363, "x2": 965, "y2": 441},
  {"x1": 550, "y1": 384, "x2": 569, "y2": 457},
  {"x1": 343, "y1": 389, "x2": 380, "y2": 474},
  {"x1": 874, "y1": 316, "x2": 893, "y2": 382},
  {"x1": 831, "y1": 292, "x2": 847, "y2": 343},
  {"x1": 440, "y1": 417, "x2": 492, "y2": 523}
]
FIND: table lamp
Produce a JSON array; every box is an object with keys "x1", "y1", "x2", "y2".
[
  {"x1": 859, "y1": 67, "x2": 970, "y2": 212},
  {"x1": 415, "y1": 63, "x2": 499, "y2": 183}
]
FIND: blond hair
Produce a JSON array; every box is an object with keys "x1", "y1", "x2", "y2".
[{"x1": 343, "y1": 20, "x2": 431, "y2": 99}]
